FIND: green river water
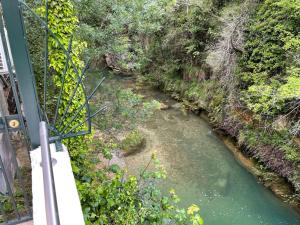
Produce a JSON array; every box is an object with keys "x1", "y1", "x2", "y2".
[{"x1": 123, "y1": 90, "x2": 300, "y2": 225}]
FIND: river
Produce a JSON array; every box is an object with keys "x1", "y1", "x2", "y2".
[{"x1": 123, "y1": 88, "x2": 300, "y2": 225}]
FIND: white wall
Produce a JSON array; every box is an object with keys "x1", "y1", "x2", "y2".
[{"x1": 31, "y1": 144, "x2": 85, "y2": 225}]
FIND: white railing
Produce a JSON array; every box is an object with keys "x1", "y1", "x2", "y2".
[
  {"x1": 39, "y1": 122, "x2": 60, "y2": 225},
  {"x1": 30, "y1": 123, "x2": 85, "y2": 225}
]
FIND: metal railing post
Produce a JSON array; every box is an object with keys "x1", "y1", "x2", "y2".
[
  {"x1": 1, "y1": 0, "x2": 41, "y2": 148},
  {"x1": 39, "y1": 121, "x2": 60, "y2": 225}
]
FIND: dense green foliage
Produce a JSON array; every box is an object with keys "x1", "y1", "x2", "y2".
[
  {"x1": 36, "y1": 0, "x2": 91, "y2": 179},
  {"x1": 235, "y1": 0, "x2": 300, "y2": 194},
  {"x1": 238, "y1": 0, "x2": 300, "y2": 117},
  {"x1": 75, "y1": 0, "x2": 172, "y2": 70},
  {"x1": 78, "y1": 144, "x2": 204, "y2": 225}
]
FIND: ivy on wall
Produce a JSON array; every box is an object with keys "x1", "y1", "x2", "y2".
[{"x1": 37, "y1": 0, "x2": 90, "y2": 173}]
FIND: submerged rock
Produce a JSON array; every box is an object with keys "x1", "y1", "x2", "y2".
[
  {"x1": 159, "y1": 102, "x2": 170, "y2": 110},
  {"x1": 172, "y1": 102, "x2": 182, "y2": 109},
  {"x1": 109, "y1": 151, "x2": 126, "y2": 169},
  {"x1": 213, "y1": 172, "x2": 231, "y2": 196},
  {"x1": 216, "y1": 178, "x2": 228, "y2": 188}
]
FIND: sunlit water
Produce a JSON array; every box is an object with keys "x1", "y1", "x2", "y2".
[{"x1": 124, "y1": 93, "x2": 300, "y2": 225}]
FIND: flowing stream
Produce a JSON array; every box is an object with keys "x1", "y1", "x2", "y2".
[{"x1": 123, "y1": 89, "x2": 300, "y2": 225}]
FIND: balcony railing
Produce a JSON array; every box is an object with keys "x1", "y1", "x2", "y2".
[
  {"x1": 39, "y1": 121, "x2": 60, "y2": 225},
  {"x1": 30, "y1": 124, "x2": 85, "y2": 225}
]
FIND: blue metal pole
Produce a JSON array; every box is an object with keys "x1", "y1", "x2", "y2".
[{"x1": 1, "y1": 0, "x2": 41, "y2": 148}]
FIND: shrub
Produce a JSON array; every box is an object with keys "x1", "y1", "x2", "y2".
[
  {"x1": 238, "y1": 0, "x2": 300, "y2": 117},
  {"x1": 121, "y1": 130, "x2": 145, "y2": 155}
]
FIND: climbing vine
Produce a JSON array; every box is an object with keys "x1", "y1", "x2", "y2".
[{"x1": 37, "y1": 0, "x2": 89, "y2": 173}]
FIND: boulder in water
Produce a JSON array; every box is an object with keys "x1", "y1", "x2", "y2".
[{"x1": 172, "y1": 103, "x2": 182, "y2": 109}]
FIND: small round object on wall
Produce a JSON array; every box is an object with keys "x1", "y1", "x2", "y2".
[{"x1": 9, "y1": 119, "x2": 20, "y2": 129}]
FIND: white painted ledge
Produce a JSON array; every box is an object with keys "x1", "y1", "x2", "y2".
[
  {"x1": 30, "y1": 144, "x2": 85, "y2": 225},
  {"x1": 18, "y1": 221, "x2": 33, "y2": 225}
]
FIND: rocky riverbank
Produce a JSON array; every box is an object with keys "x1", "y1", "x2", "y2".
[{"x1": 152, "y1": 89, "x2": 300, "y2": 214}]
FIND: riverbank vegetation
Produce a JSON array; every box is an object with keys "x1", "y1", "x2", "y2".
[
  {"x1": 27, "y1": 0, "x2": 205, "y2": 224},
  {"x1": 27, "y1": 0, "x2": 300, "y2": 223},
  {"x1": 76, "y1": 0, "x2": 300, "y2": 209}
]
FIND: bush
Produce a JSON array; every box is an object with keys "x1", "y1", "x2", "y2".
[
  {"x1": 121, "y1": 130, "x2": 145, "y2": 155},
  {"x1": 238, "y1": 0, "x2": 300, "y2": 117},
  {"x1": 77, "y1": 146, "x2": 204, "y2": 225}
]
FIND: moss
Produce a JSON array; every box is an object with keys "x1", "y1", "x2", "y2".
[{"x1": 121, "y1": 130, "x2": 146, "y2": 155}]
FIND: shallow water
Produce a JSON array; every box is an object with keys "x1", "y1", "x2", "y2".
[{"x1": 124, "y1": 98, "x2": 300, "y2": 225}]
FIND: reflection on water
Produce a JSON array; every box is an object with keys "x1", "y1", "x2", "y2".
[{"x1": 125, "y1": 108, "x2": 300, "y2": 225}]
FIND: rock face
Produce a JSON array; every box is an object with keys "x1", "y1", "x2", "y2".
[
  {"x1": 105, "y1": 53, "x2": 133, "y2": 76},
  {"x1": 273, "y1": 116, "x2": 288, "y2": 131}
]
